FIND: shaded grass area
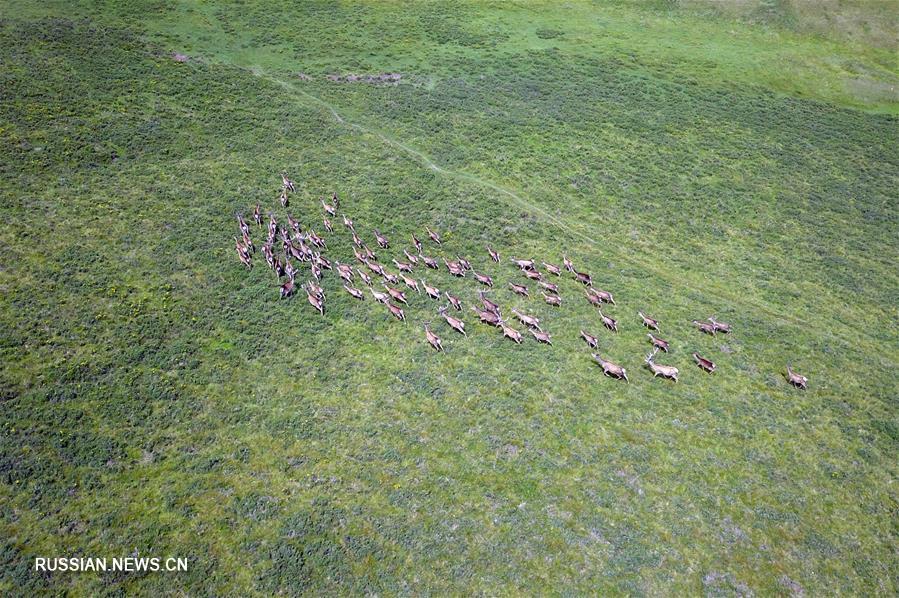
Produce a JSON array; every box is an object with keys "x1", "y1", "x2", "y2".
[{"x1": 0, "y1": 5, "x2": 897, "y2": 597}]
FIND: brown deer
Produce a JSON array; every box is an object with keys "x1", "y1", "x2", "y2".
[
  {"x1": 236, "y1": 214, "x2": 250, "y2": 237},
  {"x1": 511, "y1": 308, "x2": 540, "y2": 330},
  {"x1": 370, "y1": 288, "x2": 390, "y2": 304},
  {"x1": 498, "y1": 319, "x2": 523, "y2": 343},
  {"x1": 383, "y1": 283, "x2": 407, "y2": 304},
  {"x1": 253, "y1": 203, "x2": 262, "y2": 226},
  {"x1": 542, "y1": 292, "x2": 562, "y2": 307},
  {"x1": 597, "y1": 307, "x2": 618, "y2": 332},
  {"x1": 365, "y1": 260, "x2": 385, "y2": 277},
  {"x1": 281, "y1": 173, "x2": 295, "y2": 192},
  {"x1": 438, "y1": 306, "x2": 466, "y2": 335},
  {"x1": 331, "y1": 192, "x2": 340, "y2": 210},
  {"x1": 400, "y1": 273, "x2": 420, "y2": 294},
  {"x1": 487, "y1": 246, "x2": 500, "y2": 263},
  {"x1": 411, "y1": 233, "x2": 422, "y2": 253},
  {"x1": 473, "y1": 272, "x2": 494, "y2": 287},
  {"x1": 322, "y1": 217, "x2": 333, "y2": 232},
  {"x1": 445, "y1": 291, "x2": 462, "y2": 311},
  {"x1": 234, "y1": 238, "x2": 252, "y2": 269},
  {"x1": 645, "y1": 348, "x2": 679, "y2": 382},
  {"x1": 335, "y1": 261, "x2": 353, "y2": 283},
  {"x1": 692, "y1": 320, "x2": 716, "y2": 335},
  {"x1": 425, "y1": 226, "x2": 441, "y2": 245},
  {"x1": 511, "y1": 258, "x2": 535, "y2": 270},
  {"x1": 383, "y1": 271, "x2": 400, "y2": 285},
  {"x1": 342, "y1": 213, "x2": 354, "y2": 231},
  {"x1": 588, "y1": 288, "x2": 615, "y2": 305},
  {"x1": 692, "y1": 353, "x2": 716, "y2": 373},
  {"x1": 353, "y1": 246, "x2": 366, "y2": 264},
  {"x1": 580, "y1": 330, "x2": 598, "y2": 349},
  {"x1": 538, "y1": 280, "x2": 559, "y2": 294},
  {"x1": 444, "y1": 258, "x2": 465, "y2": 277},
  {"x1": 479, "y1": 291, "x2": 501, "y2": 316},
  {"x1": 273, "y1": 256, "x2": 284, "y2": 278},
  {"x1": 563, "y1": 255, "x2": 574, "y2": 272},
  {"x1": 287, "y1": 213, "x2": 301, "y2": 234},
  {"x1": 392, "y1": 258, "x2": 413, "y2": 273},
  {"x1": 279, "y1": 189, "x2": 289, "y2": 208},
  {"x1": 424, "y1": 323, "x2": 443, "y2": 351},
  {"x1": 708, "y1": 317, "x2": 732, "y2": 333},
  {"x1": 403, "y1": 249, "x2": 419, "y2": 265},
  {"x1": 284, "y1": 259, "x2": 296, "y2": 280},
  {"x1": 306, "y1": 280, "x2": 325, "y2": 300},
  {"x1": 421, "y1": 280, "x2": 441, "y2": 300},
  {"x1": 268, "y1": 214, "x2": 278, "y2": 241},
  {"x1": 321, "y1": 197, "x2": 336, "y2": 216},
  {"x1": 374, "y1": 229, "x2": 389, "y2": 249},
  {"x1": 638, "y1": 311, "x2": 660, "y2": 331},
  {"x1": 420, "y1": 253, "x2": 439, "y2": 269},
  {"x1": 310, "y1": 261, "x2": 321, "y2": 281},
  {"x1": 542, "y1": 261, "x2": 561, "y2": 276},
  {"x1": 509, "y1": 282, "x2": 529, "y2": 297},
  {"x1": 592, "y1": 354, "x2": 628, "y2": 381},
  {"x1": 386, "y1": 302, "x2": 406, "y2": 322},
  {"x1": 356, "y1": 268, "x2": 373, "y2": 287},
  {"x1": 363, "y1": 245, "x2": 377, "y2": 261},
  {"x1": 574, "y1": 270, "x2": 592, "y2": 286},
  {"x1": 471, "y1": 306, "x2": 501, "y2": 327},
  {"x1": 303, "y1": 284, "x2": 324, "y2": 315},
  {"x1": 647, "y1": 333, "x2": 669, "y2": 352},
  {"x1": 523, "y1": 269, "x2": 542, "y2": 281},
  {"x1": 458, "y1": 256, "x2": 472, "y2": 271},
  {"x1": 531, "y1": 329, "x2": 553, "y2": 345},
  {"x1": 786, "y1": 365, "x2": 808, "y2": 389},
  {"x1": 343, "y1": 284, "x2": 364, "y2": 300}
]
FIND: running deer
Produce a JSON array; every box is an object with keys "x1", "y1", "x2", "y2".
[
  {"x1": 306, "y1": 280, "x2": 325, "y2": 300},
  {"x1": 487, "y1": 246, "x2": 500, "y2": 263},
  {"x1": 645, "y1": 348, "x2": 679, "y2": 382},
  {"x1": 279, "y1": 189, "x2": 289, "y2": 208},
  {"x1": 425, "y1": 226, "x2": 441, "y2": 245},
  {"x1": 693, "y1": 353, "x2": 716, "y2": 373},
  {"x1": 638, "y1": 311, "x2": 660, "y2": 331},
  {"x1": 458, "y1": 256, "x2": 472, "y2": 271},
  {"x1": 356, "y1": 268, "x2": 373, "y2": 286},
  {"x1": 386, "y1": 302, "x2": 406, "y2": 322},
  {"x1": 498, "y1": 319, "x2": 523, "y2": 343},
  {"x1": 574, "y1": 270, "x2": 593, "y2": 286},
  {"x1": 786, "y1": 365, "x2": 808, "y2": 389},
  {"x1": 411, "y1": 233, "x2": 423, "y2": 253},
  {"x1": 424, "y1": 323, "x2": 443, "y2": 352},
  {"x1": 511, "y1": 258, "x2": 536, "y2": 270},
  {"x1": 281, "y1": 173, "x2": 295, "y2": 192},
  {"x1": 284, "y1": 259, "x2": 296, "y2": 280},
  {"x1": 471, "y1": 306, "x2": 501, "y2": 327},
  {"x1": 403, "y1": 249, "x2": 419, "y2": 265},
  {"x1": 383, "y1": 270, "x2": 400, "y2": 285},
  {"x1": 542, "y1": 261, "x2": 561, "y2": 276},
  {"x1": 335, "y1": 261, "x2": 353, "y2": 283},
  {"x1": 400, "y1": 273, "x2": 420, "y2": 294},
  {"x1": 587, "y1": 288, "x2": 615, "y2": 305},
  {"x1": 322, "y1": 217, "x2": 333, "y2": 232},
  {"x1": 422, "y1": 280, "x2": 441, "y2": 300},
  {"x1": 509, "y1": 282, "x2": 529, "y2": 297},
  {"x1": 321, "y1": 197, "x2": 336, "y2": 216},
  {"x1": 365, "y1": 260, "x2": 385, "y2": 277},
  {"x1": 342, "y1": 213, "x2": 354, "y2": 231},
  {"x1": 237, "y1": 214, "x2": 250, "y2": 237},
  {"x1": 383, "y1": 284, "x2": 407, "y2": 304},
  {"x1": 393, "y1": 258, "x2": 413, "y2": 273},
  {"x1": 597, "y1": 307, "x2": 618, "y2": 332},
  {"x1": 647, "y1": 333, "x2": 669, "y2": 352},
  {"x1": 693, "y1": 320, "x2": 717, "y2": 335},
  {"x1": 538, "y1": 280, "x2": 559, "y2": 294},
  {"x1": 523, "y1": 269, "x2": 542, "y2": 281},
  {"x1": 473, "y1": 272, "x2": 494, "y2": 287},
  {"x1": 444, "y1": 258, "x2": 465, "y2": 277},
  {"x1": 370, "y1": 288, "x2": 390, "y2": 304},
  {"x1": 563, "y1": 255, "x2": 574, "y2": 272},
  {"x1": 479, "y1": 291, "x2": 501, "y2": 315},
  {"x1": 234, "y1": 238, "x2": 252, "y2": 269},
  {"x1": 511, "y1": 308, "x2": 540, "y2": 329},
  {"x1": 303, "y1": 284, "x2": 324, "y2": 315},
  {"x1": 343, "y1": 284, "x2": 364, "y2": 300},
  {"x1": 580, "y1": 330, "x2": 598, "y2": 349},
  {"x1": 310, "y1": 261, "x2": 321, "y2": 281},
  {"x1": 438, "y1": 306, "x2": 466, "y2": 335},
  {"x1": 253, "y1": 204, "x2": 262, "y2": 226},
  {"x1": 708, "y1": 317, "x2": 732, "y2": 333},
  {"x1": 420, "y1": 253, "x2": 439, "y2": 270},
  {"x1": 542, "y1": 292, "x2": 562, "y2": 306},
  {"x1": 445, "y1": 291, "x2": 462, "y2": 311},
  {"x1": 374, "y1": 229, "x2": 389, "y2": 249},
  {"x1": 315, "y1": 254, "x2": 331, "y2": 270},
  {"x1": 531, "y1": 329, "x2": 552, "y2": 345},
  {"x1": 363, "y1": 245, "x2": 377, "y2": 261},
  {"x1": 353, "y1": 247, "x2": 366, "y2": 263},
  {"x1": 268, "y1": 214, "x2": 277, "y2": 241},
  {"x1": 592, "y1": 354, "x2": 628, "y2": 381}
]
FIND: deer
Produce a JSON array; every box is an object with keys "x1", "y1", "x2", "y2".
[
  {"x1": 281, "y1": 173, "x2": 295, "y2": 192},
  {"x1": 645, "y1": 348, "x2": 679, "y2": 382},
  {"x1": 392, "y1": 258, "x2": 413, "y2": 273},
  {"x1": 708, "y1": 317, "x2": 732, "y2": 333},
  {"x1": 362, "y1": 245, "x2": 377, "y2": 262},
  {"x1": 267, "y1": 214, "x2": 277, "y2": 242},
  {"x1": 253, "y1": 203, "x2": 262, "y2": 226},
  {"x1": 425, "y1": 226, "x2": 441, "y2": 245},
  {"x1": 511, "y1": 308, "x2": 540, "y2": 330},
  {"x1": 383, "y1": 270, "x2": 400, "y2": 285},
  {"x1": 587, "y1": 288, "x2": 615, "y2": 305},
  {"x1": 498, "y1": 319, "x2": 523, "y2": 343},
  {"x1": 479, "y1": 291, "x2": 501, "y2": 315},
  {"x1": 306, "y1": 280, "x2": 325, "y2": 300},
  {"x1": 286, "y1": 213, "x2": 300, "y2": 234},
  {"x1": 786, "y1": 365, "x2": 808, "y2": 389},
  {"x1": 538, "y1": 280, "x2": 558, "y2": 294},
  {"x1": 487, "y1": 246, "x2": 500, "y2": 263},
  {"x1": 647, "y1": 333, "x2": 669, "y2": 352},
  {"x1": 386, "y1": 302, "x2": 406, "y2": 322},
  {"x1": 411, "y1": 233, "x2": 423, "y2": 253},
  {"x1": 693, "y1": 353, "x2": 716, "y2": 373},
  {"x1": 424, "y1": 323, "x2": 443, "y2": 351},
  {"x1": 511, "y1": 258, "x2": 535, "y2": 270},
  {"x1": 693, "y1": 320, "x2": 716, "y2": 335},
  {"x1": 352, "y1": 246, "x2": 366, "y2": 264},
  {"x1": 445, "y1": 291, "x2": 462, "y2": 310},
  {"x1": 284, "y1": 259, "x2": 297, "y2": 280},
  {"x1": 302, "y1": 284, "x2": 324, "y2": 315},
  {"x1": 403, "y1": 249, "x2": 419, "y2": 265},
  {"x1": 335, "y1": 261, "x2": 353, "y2": 283},
  {"x1": 261, "y1": 243, "x2": 274, "y2": 269},
  {"x1": 383, "y1": 283, "x2": 407, "y2": 304},
  {"x1": 542, "y1": 261, "x2": 561, "y2": 276},
  {"x1": 342, "y1": 213, "x2": 354, "y2": 231},
  {"x1": 509, "y1": 282, "x2": 529, "y2": 297},
  {"x1": 458, "y1": 256, "x2": 472, "y2": 271},
  {"x1": 310, "y1": 261, "x2": 321, "y2": 281},
  {"x1": 523, "y1": 269, "x2": 542, "y2": 281},
  {"x1": 315, "y1": 253, "x2": 331, "y2": 270},
  {"x1": 374, "y1": 229, "x2": 389, "y2": 249},
  {"x1": 237, "y1": 214, "x2": 250, "y2": 238},
  {"x1": 597, "y1": 307, "x2": 618, "y2": 332},
  {"x1": 343, "y1": 284, "x2": 364, "y2": 300},
  {"x1": 400, "y1": 273, "x2": 420, "y2": 294},
  {"x1": 471, "y1": 306, "x2": 501, "y2": 327},
  {"x1": 365, "y1": 260, "x2": 385, "y2": 277},
  {"x1": 421, "y1": 280, "x2": 441, "y2": 300},
  {"x1": 420, "y1": 253, "x2": 439, "y2": 269},
  {"x1": 638, "y1": 311, "x2": 660, "y2": 331},
  {"x1": 321, "y1": 197, "x2": 337, "y2": 216},
  {"x1": 308, "y1": 229, "x2": 326, "y2": 249},
  {"x1": 273, "y1": 256, "x2": 284, "y2": 278},
  {"x1": 370, "y1": 288, "x2": 390, "y2": 304},
  {"x1": 234, "y1": 238, "x2": 252, "y2": 269},
  {"x1": 531, "y1": 328, "x2": 553, "y2": 345},
  {"x1": 438, "y1": 306, "x2": 466, "y2": 335},
  {"x1": 574, "y1": 270, "x2": 592, "y2": 286},
  {"x1": 580, "y1": 330, "x2": 598, "y2": 349},
  {"x1": 542, "y1": 292, "x2": 562, "y2": 306},
  {"x1": 444, "y1": 258, "x2": 465, "y2": 277},
  {"x1": 279, "y1": 189, "x2": 289, "y2": 208},
  {"x1": 322, "y1": 217, "x2": 333, "y2": 232},
  {"x1": 330, "y1": 192, "x2": 340, "y2": 210},
  {"x1": 356, "y1": 268, "x2": 373, "y2": 287},
  {"x1": 592, "y1": 354, "x2": 628, "y2": 381},
  {"x1": 473, "y1": 272, "x2": 494, "y2": 287}
]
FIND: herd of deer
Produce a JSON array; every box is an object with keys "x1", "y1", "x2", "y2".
[{"x1": 232, "y1": 174, "x2": 809, "y2": 390}]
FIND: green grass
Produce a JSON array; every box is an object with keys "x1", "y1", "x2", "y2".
[{"x1": 1, "y1": 1, "x2": 897, "y2": 595}]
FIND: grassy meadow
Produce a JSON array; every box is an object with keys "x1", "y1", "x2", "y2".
[{"x1": 1, "y1": 1, "x2": 897, "y2": 595}]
